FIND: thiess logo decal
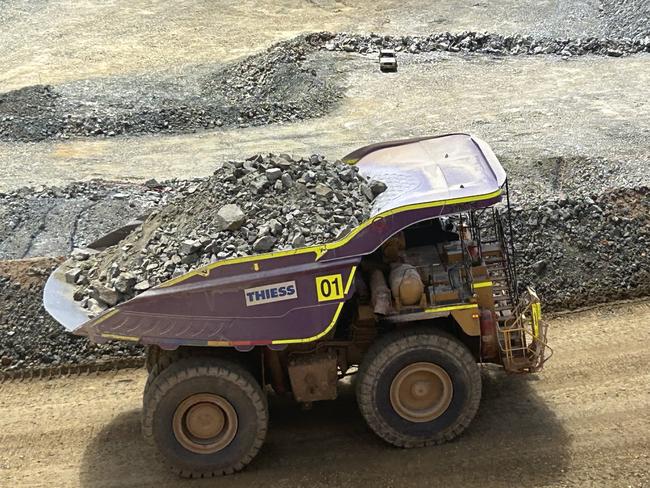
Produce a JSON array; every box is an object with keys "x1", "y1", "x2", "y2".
[{"x1": 244, "y1": 281, "x2": 298, "y2": 306}]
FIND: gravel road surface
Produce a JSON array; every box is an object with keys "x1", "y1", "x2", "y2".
[
  {"x1": 2, "y1": 0, "x2": 646, "y2": 91},
  {"x1": 1, "y1": 53, "x2": 647, "y2": 192},
  {"x1": 0, "y1": 300, "x2": 648, "y2": 487}
]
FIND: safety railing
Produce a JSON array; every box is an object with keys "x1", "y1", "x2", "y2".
[{"x1": 496, "y1": 287, "x2": 552, "y2": 373}]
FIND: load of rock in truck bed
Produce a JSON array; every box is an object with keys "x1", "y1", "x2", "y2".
[{"x1": 68, "y1": 153, "x2": 386, "y2": 314}]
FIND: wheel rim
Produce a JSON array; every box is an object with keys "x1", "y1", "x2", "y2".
[
  {"x1": 172, "y1": 393, "x2": 238, "y2": 454},
  {"x1": 389, "y1": 362, "x2": 453, "y2": 423}
]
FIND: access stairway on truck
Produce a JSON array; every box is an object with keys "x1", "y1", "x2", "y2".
[
  {"x1": 473, "y1": 208, "x2": 552, "y2": 373},
  {"x1": 481, "y1": 241, "x2": 516, "y2": 321}
]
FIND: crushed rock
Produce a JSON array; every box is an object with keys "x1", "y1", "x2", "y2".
[
  {"x1": 0, "y1": 258, "x2": 143, "y2": 371},
  {"x1": 511, "y1": 187, "x2": 650, "y2": 310},
  {"x1": 310, "y1": 31, "x2": 650, "y2": 57},
  {"x1": 72, "y1": 153, "x2": 385, "y2": 310}
]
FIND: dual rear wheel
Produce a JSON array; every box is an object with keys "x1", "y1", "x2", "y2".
[
  {"x1": 142, "y1": 329, "x2": 481, "y2": 477},
  {"x1": 142, "y1": 358, "x2": 268, "y2": 478}
]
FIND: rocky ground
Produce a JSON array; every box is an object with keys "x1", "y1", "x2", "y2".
[
  {"x1": 0, "y1": 180, "x2": 173, "y2": 260},
  {"x1": 0, "y1": 39, "x2": 339, "y2": 142},
  {"x1": 598, "y1": 0, "x2": 650, "y2": 39},
  {"x1": 512, "y1": 186, "x2": 650, "y2": 309},
  {"x1": 0, "y1": 258, "x2": 143, "y2": 370},
  {"x1": 2, "y1": 0, "x2": 648, "y2": 93},
  {"x1": 1, "y1": 31, "x2": 648, "y2": 143},
  {"x1": 315, "y1": 30, "x2": 650, "y2": 56}
]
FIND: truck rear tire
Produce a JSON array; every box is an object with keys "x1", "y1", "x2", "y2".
[
  {"x1": 142, "y1": 357, "x2": 268, "y2": 477},
  {"x1": 356, "y1": 327, "x2": 481, "y2": 447},
  {"x1": 143, "y1": 348, "x2": 188, "y2": 401}
]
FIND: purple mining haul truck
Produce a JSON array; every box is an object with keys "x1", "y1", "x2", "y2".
[{"x1": 44, "y1": 133, "x2": 551, "y2": 477}]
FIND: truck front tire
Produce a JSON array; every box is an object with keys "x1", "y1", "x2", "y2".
[
  {"x1": 142, "y1": 357, "x2": 268, "y2": 477},
  {"x1": 356, "y1": 327, "x2": 481, "y2": 447}
]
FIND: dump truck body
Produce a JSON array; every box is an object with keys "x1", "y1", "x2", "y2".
[
  {"x1": 43, "y1": 133, "x2": 551, "y2": 478},
  {"x1": 46, "y1": 133, "x2": 508, "y2": 348}
]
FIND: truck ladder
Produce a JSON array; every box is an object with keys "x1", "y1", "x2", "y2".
[{"x1": 472, "y1": 207, "x2": 551, "y2": 372}]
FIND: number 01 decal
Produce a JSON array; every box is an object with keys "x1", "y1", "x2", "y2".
[{"x1": 315, "y1": 274, "x2": 344, "y2": 302}]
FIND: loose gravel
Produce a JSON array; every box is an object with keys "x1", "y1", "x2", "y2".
[
  {"x1": 2, "y1": 29, "x2": 649, "y2": 143},
  {"x1": 0, "y1": 38, "x2": 339, "y2": 142},
  {"x1": 0, "y1": 258, "x2": 143, "y2": 371},
  {"x1": 70, "y1": 153, "x2": 384, "y2": 313},
  {"x1": 598, "y1": 0, "x2": 650, "y2": 39}
]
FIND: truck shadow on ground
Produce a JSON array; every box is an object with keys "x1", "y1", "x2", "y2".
[{"x1": 80, "y1": 368, "x2": 569, "y2": 488}]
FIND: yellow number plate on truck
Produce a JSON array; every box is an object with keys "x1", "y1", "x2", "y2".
[{"x1": 315, "y1": 274, "x2": 344, "y2": 302}]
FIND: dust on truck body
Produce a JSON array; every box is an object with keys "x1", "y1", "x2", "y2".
[{"x1": 44, "y1": 133, "x2": 551, "y2": 477}]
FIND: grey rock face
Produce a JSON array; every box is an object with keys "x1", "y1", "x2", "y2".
[
  {"x1": 89, "y1": 283, "x2": 119, "y2": 307},
  {"x1": 265, "y1": 168, "x2": 283, "y2": 183},
  {"x1": 532, "y1": 259, "x2": 548, "y2": 275},
  {"x1": 86, "y1": 298, "x2": 107, "y2": 314},
  {"x1": 134, "y1": 280, "x2": 151, "y2": 292},
  {"x1": 114, "y1": 272, "x2": 136, "y2": 294},
  {"x1": 64, "y1": 268, "x2": 82, "y2": 284},
  {"x1": 313, "y1": 183, "x2": 333, "y2": 198},
  {"x1": 71, "y1": 248, "x2": 91, "y2": 261},
  {"x1": 281, "y1": 173, "x2": 294, "y2": 188},
  {"x1": 180, "y1": 239, "x2": 200, "y2": 255},
  {"x1": 369, "y1": 179, "x2": 388, "y2": 196}
]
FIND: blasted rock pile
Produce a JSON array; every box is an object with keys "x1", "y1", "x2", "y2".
[
  {"x1": 309, "y1": 31, "x2": 650, "y2": 57},
  {"x1": 70, "y1": 154, "x2": 385, "y2": 313},
  {"x1": 0, "y1": 258, "x2": 143, "y2": 371},
  {"x1": 203, "y1": 38, "x2": 338, "y2": 127},
  {"x1": 0, "y1": 39, "x2": 339, "y2": 142},
  {"x1": 512, "y1": 187, "x2": 650, "y2": 310}
]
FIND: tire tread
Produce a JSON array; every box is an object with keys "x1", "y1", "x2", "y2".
[
  {"x1": 141, "y1": 356, "x2": 268, "y2": 478},
  {"x1": 356, "y1": 327, "x2": 481, "y2": 447}
]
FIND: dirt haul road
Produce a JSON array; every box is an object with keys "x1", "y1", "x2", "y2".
[{"x1": 1, "y1": 301, "x2": 649, "y2": 488}]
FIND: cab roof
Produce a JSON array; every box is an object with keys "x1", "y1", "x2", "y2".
[{"x1": 344, "y1": 133, "x2": 507, "y2": 216}]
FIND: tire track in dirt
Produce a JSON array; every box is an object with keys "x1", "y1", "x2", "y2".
[{"x1": 0, "y1": 300, "x2": 648, "y2": 487}]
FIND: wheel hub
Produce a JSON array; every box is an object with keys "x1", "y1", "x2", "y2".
[
  {"x1": 389, "y1": 362, "x2": 453, "y2": 423},
  {"x1": 185, "y1": 402, "x2": 225, "y2": 439},
  {"x1": 173, "y1": 393, "x2": 238, "y2": 454}
]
